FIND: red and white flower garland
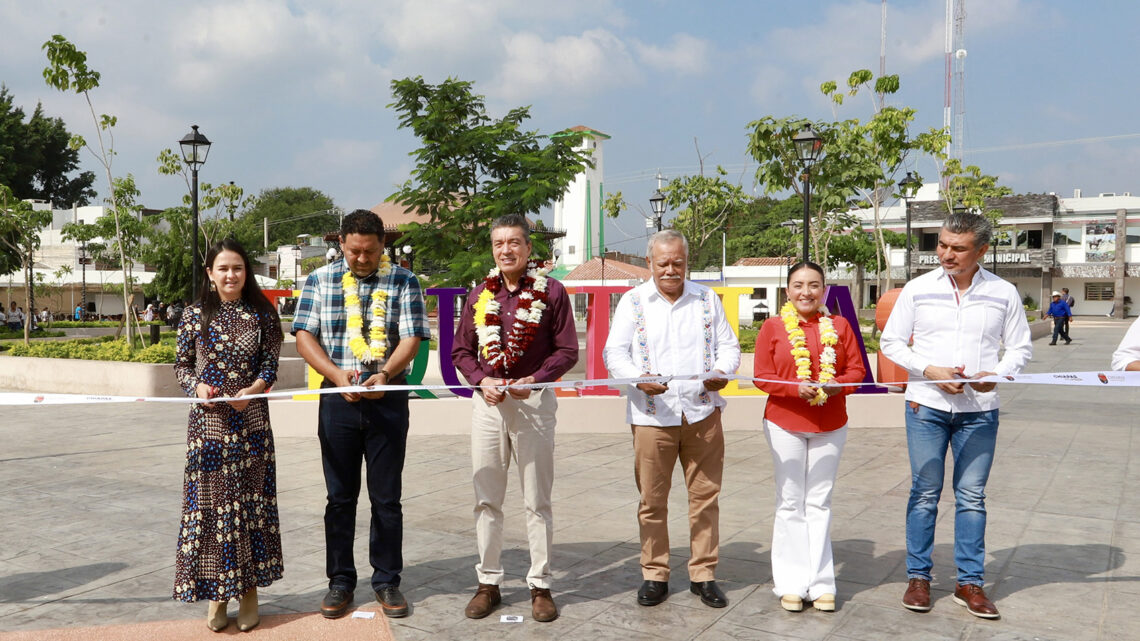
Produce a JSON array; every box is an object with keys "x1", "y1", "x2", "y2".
[{"x1": 473, "y1": 260, "x2": 549, "y2": 370}]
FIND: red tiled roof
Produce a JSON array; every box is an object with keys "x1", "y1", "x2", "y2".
[
  {"x1": 567, "y1": 125, "x2": 611, "y2": 139},
  {"x1": 563, "y1": 257, "x2": 651, "y2": 281},
  {"x1": 733, "y1": 257, "x2": 793, "y2": 266}
]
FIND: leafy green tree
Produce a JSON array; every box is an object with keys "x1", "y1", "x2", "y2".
[
  {"x1": 140, "y1": 206, "x2": 193, "y2": 304},
  {"x1": 747, "y1": 70, "x2": 947, "y2": 287},
  {"x1": 43, "y1": 35, "x2": 142, "y2": 343},
  {"x1": 230, "y1": 186, "x2": 339, "y2": 255},
  {"x1": 157, "y1": 148, "x2": 257, "y2": 255},
  {"x1": 61, "y1": 175, "x2": 149, "y2": 339},
  {"x1": 0, "y1": 184, "x2": 53, "y2": 343},
  {"x1": 387, "y1": 76, "x2": 592, "y2": 286},
  {"x1": 0, "y1": 85, "x2": 97, "y2": 206},
  {"x1": 723, "y1": 196, "x2": 803, "y2": 264},
  {"x1": 661, "y1": 142, "x2": 751, "y2": 270}
]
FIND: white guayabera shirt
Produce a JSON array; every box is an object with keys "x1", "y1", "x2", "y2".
[{"x1": 605, "y1": 280, "x2": 741, "y2": 427}]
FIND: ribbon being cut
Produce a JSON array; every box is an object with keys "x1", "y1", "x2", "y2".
[{"x1": 4, "y1": 370, "x2": 1140, "y2": 406}]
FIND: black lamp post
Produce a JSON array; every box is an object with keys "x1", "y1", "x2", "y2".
[
  {"x1": 78, "y1": 238, "x2": 89, "y2": 319},
  {"x1": 179, "y1": 125, "x2": 211, "y2": 301},
  {"x1": 649, "y1": 189, "x2": 666, "y2": 232},
  {"x1": 792, "y1": 124, "x2": 824, "y2": 262},
  {"x1": 898, "y1": 171, "x2": 918, "y2": 280}
]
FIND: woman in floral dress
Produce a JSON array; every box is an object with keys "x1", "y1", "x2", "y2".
[{"x1": 173, "y1": 238, "x2": 284, "y2": 632}]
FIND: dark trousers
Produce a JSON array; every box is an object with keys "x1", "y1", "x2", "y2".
[
  {"x1": 318, "y1": 391, "x2": 410, "y2": 592},
  {"x1": 1051, "y1": 317, "x2": 1071, "y2": 343}
]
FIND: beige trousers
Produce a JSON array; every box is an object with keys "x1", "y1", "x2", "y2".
[
  {"x1": 470, "y1": 388, "x2": 557, "y2": 588},
  {"x1": 632, "y1": 409, "x2": 724, "y2": 582}
]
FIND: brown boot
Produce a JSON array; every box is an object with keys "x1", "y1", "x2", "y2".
[
  {"x1": 530, "y1": 587, "x2": 558, "y2": 622},
  {"x1": 464, "y1": 583, "x2": 501, "y2": 619}
]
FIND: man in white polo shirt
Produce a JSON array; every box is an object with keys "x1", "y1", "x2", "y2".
[{"x1": 881, "y1": 211, "x2": 1032, "y2": 620}]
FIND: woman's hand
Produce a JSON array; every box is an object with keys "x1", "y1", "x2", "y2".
[
  {"x1": 227, "y1": 379, "x2": 267, "y2": 411},
  {"x1": 195, "y1": 382, "x2": 217, "y2": 409},
  {"x1": 797, "y1": 383, "x2": 819, "y2": 401}
]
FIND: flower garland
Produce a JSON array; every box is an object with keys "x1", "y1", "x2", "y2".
[
  {"x1": 780, "y1": 301, "x2": 839, "y2": 406},
  {"x1": 474, "y1": 260, "x2": 549, "y2": 370},
  {"x1": 342, "y1": 255, "x2": 392, "y2": 365}
]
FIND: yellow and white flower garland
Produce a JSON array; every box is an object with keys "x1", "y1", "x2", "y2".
[
  {"x1": 342, "y1": 255, "x2": 392, "y2": 365},
  {"x1": 780, "y1": 301, "x2": 839, "y2": 406}
]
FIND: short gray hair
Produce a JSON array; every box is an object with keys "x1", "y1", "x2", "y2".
[
  {"x1": 942, "y1": 211, "x2": 992, "y2": 248},
  {"x1": 647, "y1": 229, "x2": 688, "y2": 258}
]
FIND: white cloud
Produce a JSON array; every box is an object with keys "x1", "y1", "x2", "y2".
[
  {"x1": 491, "y1": 28, "x2": 640, "y2": 102},
  {"x1": 633, "y1": 33, "x2": 710, "y2": 75}
]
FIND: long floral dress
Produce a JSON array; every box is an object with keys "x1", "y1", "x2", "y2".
[{"x1": 172, "y1": 299, "x2": 284, "y2": 602}]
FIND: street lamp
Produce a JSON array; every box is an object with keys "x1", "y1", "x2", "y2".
[
  {"x1": 792, "y1": 123, "x2": 824, "y2": 262},
  {"x1": 401, "y1": 244, "x2": 413, "y2": 271},
  {"x1": 649, "y1": 189, "x2": 666, "y2": 232},
  {"x1": 179, "y1": 125, "x2": 211, "y2": 301},
  {"x1": 78, "y1": 236, "x2": 89, "y2": 320},
  {"x1": 898, "y1": 171, "x2": 918, "y2": 280}
]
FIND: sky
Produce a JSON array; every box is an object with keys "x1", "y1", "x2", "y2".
[{"x1": 2, "y1": 0, "x2": 1139, "y2": 257}]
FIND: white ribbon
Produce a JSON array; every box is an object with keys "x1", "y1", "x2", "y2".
[{"x1": 3, "y1": 370, "x2": 1140, "y2": 406}]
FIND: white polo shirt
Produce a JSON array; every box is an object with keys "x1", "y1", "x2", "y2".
[
  {"x1": 604, "y1": 280, "x2": 741, "y2": 426},
  {"x1": 880, "y1": 266, "x2": 1032, "y2": 413}
]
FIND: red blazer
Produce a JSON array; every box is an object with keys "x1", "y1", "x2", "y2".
[{"x1": 753, "y1": 313, "x2": 866, "y2": 432}]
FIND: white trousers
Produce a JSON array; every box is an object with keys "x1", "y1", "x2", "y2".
[
  {"x1": 470, "y1": 388, "x2": 557, "y2": 588},
  {"x1": 764, "y1": 420, "x2": 847, "y2": 600}
]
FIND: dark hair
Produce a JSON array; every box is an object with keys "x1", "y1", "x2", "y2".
[
  {"x1": 787, "y1": 260, "x2": 826, "y2": 285},
  {"x1": 340, "y1": 209, "x2": 385, "y2": 239},
  {"x1": 942, "y1": 211, "x2": 992, "y2": 247},
  {"x1": 199, "y1": 238, "x2": 279, "y2": 339},
  {"x1": 491, "y1": 213, "x2": 532, "y2": 242}
]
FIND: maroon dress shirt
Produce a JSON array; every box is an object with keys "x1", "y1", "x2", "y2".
[{"x1": 452, "y1": 275, "x2": 578, "y2": 384}]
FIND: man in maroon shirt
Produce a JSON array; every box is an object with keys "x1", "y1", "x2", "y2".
[{"x1": 452, "y1": 214, "x2": 578, "y2": 623}]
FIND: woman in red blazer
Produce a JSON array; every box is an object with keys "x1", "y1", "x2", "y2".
[{"x1": 753, "y1": 261, "x2": 866, "y2": 613}]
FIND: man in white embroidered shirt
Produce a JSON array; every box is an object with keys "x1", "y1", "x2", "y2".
[
  {"x1": 603, "y1": 229, "x2": 741, "y2": 610},
  {"x1": 881, "y1": 211, "x2": 1032, "y2": 620}
]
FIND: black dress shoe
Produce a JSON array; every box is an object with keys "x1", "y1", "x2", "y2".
[
  {"x1": 376, "y1": 586, "x2": 409, "y2": 618},
  {"x1": 637, "y1": 580, "x2": 669, "y2": 606},
  {"x1": 320, "y1": 588, "x2": 353, "y2": 618},
  {"x1": 690, "y1": 580, "x2": 727, "y2": 608}
]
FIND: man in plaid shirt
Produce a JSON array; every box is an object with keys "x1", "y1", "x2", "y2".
[{"x1": 293, "y1": 209, "x2": 431, "y2": 619}]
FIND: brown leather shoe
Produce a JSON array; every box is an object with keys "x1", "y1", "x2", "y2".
[
  {"x1": 530, "y1": 587, "x2": 558, "y2": 622},
  {"x1": 902, "y1": 578, "x2": 932, "y2": 612},
  {"x1": 954, "y1": 583, "x2": 999, "y2": 619},
  {"x1": 464, "y1": 584, "x2": 501, "y2": 619}
]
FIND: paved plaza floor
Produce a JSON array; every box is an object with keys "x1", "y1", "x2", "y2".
[{"x1": 1, "y1": 318, "x2": 1138, "y2": 640}]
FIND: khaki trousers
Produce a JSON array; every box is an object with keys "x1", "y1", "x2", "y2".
[
  {"x1": 632, "y1": 409, "x2": 724, "y2": 582},
  {"x1": 470, "y1": 388, "x2": 557, "y2": 588}
]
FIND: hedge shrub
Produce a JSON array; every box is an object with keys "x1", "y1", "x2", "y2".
[{"x1": 7, "y1": 338, "x2": 176, "y2": 363}]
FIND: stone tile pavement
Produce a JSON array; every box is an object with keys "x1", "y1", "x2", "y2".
[{"x1": 1, "y1": 318, "x2": 1138, "y2": 640}]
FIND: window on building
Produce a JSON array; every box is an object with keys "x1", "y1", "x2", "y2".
[
  {"x1": 920, "y1": 233, "x2": 938, "y2": 251},
  {"x1": 1054, "y1": 227, "x2": 1081, "y2": 246},
  {"x1": 1085, "y1": 282, "x2": 1114, "y2": 301},
  {"x1": 751, "y1": 287, "x2": 767, "y2": 299},
  {"x1": 1128, "y1": 233, "x2": 1140, "y2": 244},
  {"x1": 1024, "y1": 229, "x2": 1042, "y2": 249},
  {"x1": 995, "y1": 230, "x2": 1014, "y2": 247}
]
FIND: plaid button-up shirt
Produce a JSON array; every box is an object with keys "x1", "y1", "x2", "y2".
[{"x1": 292, "y1": 259, "x2": 432, "y2": 374}]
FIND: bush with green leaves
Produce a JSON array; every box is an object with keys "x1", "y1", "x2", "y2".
[{"x1": 7, "y1": 337, "x2": 176, "y2": 363}]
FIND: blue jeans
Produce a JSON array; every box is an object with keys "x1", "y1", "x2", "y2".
[{"x1": 905, "y1": 403, "x2": 998, "y2": 586}]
